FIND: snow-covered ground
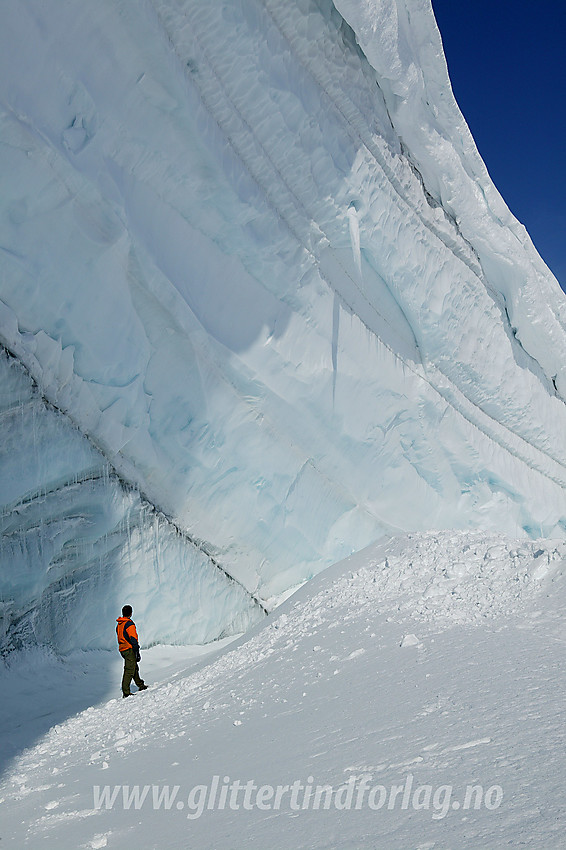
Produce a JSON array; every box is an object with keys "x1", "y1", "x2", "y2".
[{"x1": 2, "y1": 531, "x2": 566, "y2": 849}]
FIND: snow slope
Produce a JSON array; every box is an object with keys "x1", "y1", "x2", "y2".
[
  {"x1": 1, "y1": 0, "x2": 566, "y2": 651},
  {"x1": 1, "y1": 532, "x2": 566, "y2": 848}
]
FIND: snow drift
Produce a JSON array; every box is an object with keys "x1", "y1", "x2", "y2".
[{"x1": 1, "y1": 0, "x2": 566, "y2": 651}]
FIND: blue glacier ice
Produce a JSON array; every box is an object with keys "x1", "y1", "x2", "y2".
[
  {"x1": 0, "y1": 352, "x2": 263, "y2": 650},
  {"x1": 1, "y1": 0, "x2": 565, "y2": 651}
]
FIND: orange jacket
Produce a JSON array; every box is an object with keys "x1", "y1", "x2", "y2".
[{"x1": 116, "y1": 617, "x2": 140, "y2": 653}]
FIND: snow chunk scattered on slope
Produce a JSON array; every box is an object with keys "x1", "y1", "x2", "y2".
[{"x1": 336, "y1": 531, "x2": 566, "y2": 625}]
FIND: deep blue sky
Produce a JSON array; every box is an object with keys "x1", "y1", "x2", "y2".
[{"x1": 431, "y1": 0, "x2": 566, "y2": 292}]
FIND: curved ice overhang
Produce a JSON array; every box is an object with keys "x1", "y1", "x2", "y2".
[
  {"x1": 333, "y1": 0, "x2": 566, "y2": 396},
  {"x1": 0, "y1": 0, "x2": 566, "y2": 637}
]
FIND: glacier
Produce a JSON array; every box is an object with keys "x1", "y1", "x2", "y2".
[{"x1": 1, "y1": 0, "x2": 566, "y2": 652}]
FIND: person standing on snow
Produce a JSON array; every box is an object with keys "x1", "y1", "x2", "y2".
[{"x1": 116, "y1": 604, "x2": 148, "y2": 698}]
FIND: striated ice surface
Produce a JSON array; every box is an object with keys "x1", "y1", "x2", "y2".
[
  {"x1": 0, "y1": 0, "x2": 566, "y2": 651},
  {"x1": 0, "y1": 352, "x2": 263, "y2": 651}
]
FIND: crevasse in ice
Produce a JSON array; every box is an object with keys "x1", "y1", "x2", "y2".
[{"x1": 1, "y1": 0, "x2": 565, "y2": 651}]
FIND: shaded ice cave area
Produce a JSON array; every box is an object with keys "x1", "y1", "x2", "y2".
[{"x1": 0, "y1": 352, "x2": 263, "y2": 652}]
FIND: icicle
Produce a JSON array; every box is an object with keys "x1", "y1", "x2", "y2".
[{"x1": 347, "y1": 201, "x2": 362, "y2": 278}]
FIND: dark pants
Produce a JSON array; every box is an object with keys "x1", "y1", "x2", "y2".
[{"x1": 120, "y1": 648, "x2": 145, "y2": 696}]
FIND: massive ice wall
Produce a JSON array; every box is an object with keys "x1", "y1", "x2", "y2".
[{"x1": 1, "y1": 0, "x2": 566, "y2": 650}]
